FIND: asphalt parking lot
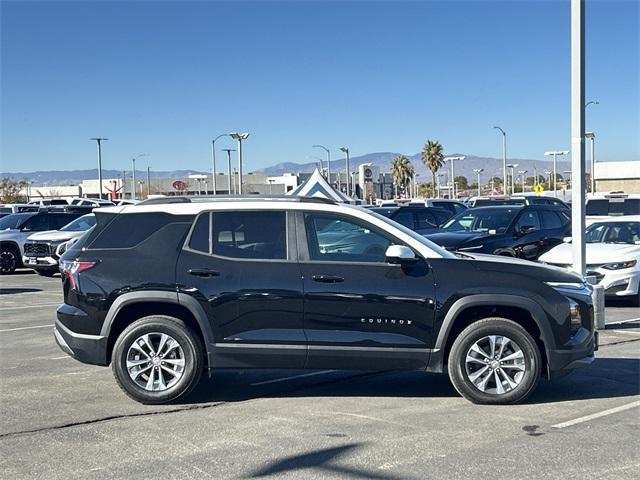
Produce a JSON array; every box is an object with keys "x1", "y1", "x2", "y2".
[{"x1": 1, "y1": 271, "x2": 638, "y2": 480}]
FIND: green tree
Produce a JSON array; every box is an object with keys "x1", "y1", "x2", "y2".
[
  {"x1": 390, "y1": 155, "x2": 414, "y2": 197},
  {"x1": 454, "y1": 175, "x2": 469, "y2": 189},
  {"x1": 0, "y1": 177, "x2": 28, "y2": 203},
  {"x1": 421, "y1": 140, "x2": 444, "y2": 197}
]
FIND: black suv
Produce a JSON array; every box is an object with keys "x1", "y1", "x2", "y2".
[
  {"x1": 370, "y1": 206, "x2": 452, "y2": 235},
  {"x1": 426, "y1": 205, "x2": 571, "y2": 260},
  {"x1": 55, "y1": 197, "x2": 596, "y2": 405}
]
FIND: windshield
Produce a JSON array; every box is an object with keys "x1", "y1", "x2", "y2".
[
  {"x1": 363, "y1": 208, "x2": 455, "y2": 258},
  {"x1": 60, "y1": 214, "x2": 96, "y2": 232},
  {"x1": 585, "y1": 221, "x2": 640, "y2": 244},
  {"x1": 0, "y1": 213, "x2": 33, "y2": 230},
  {"x1": 442, "y1": 208, "x2": 519, "y2": 233},
  {"x1": 586, "y1": 198, "x2": 640, "y2": 216}
]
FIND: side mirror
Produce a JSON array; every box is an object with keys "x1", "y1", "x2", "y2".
[
  {"x1": 563, "y1": 236, "x2": 572, "y2": 243},
  {"x1": 385, "y1": 245, "x2": 417, "y2": 264}
]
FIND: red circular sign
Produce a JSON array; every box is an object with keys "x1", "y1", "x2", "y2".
[{"x1": 173, "y1": 180, "x2": 187, "y2": 191}]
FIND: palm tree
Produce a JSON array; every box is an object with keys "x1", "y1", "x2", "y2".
[
  {"x1": 421, "y1": 140, "x2": 445, "y2": 197},
  {"x1": 391, "y1": 155, "x2": 414, "y2": 198}
]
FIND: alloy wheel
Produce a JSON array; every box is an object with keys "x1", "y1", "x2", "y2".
[
  {"x1": 126, "y1": 332, "x2": 186, "y2": 392},
  {"x1": 0, "y1": 250, "x2": 17, "y2": 273},
  {"x1": 464, "y1": 335, "x2": 526, "y2": 395}
]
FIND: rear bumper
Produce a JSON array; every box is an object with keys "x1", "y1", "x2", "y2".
[{"x1": 54, "y1": 316, "x2": 108, "y2": 366}]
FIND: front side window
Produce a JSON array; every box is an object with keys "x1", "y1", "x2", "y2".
[
  {"x1": 442, "y1": 209, "x2": 519, "y2": 234},
  {"x1": 392, "y1": 210, "x2": 415, "y2": 228},
  {"x1": 212, "y1": 211, "x2": 286, "y2": 260},
  {"x1": 21, "y1": 215, "x2": 50, "y2": 232},
  {"x1": 414, "y1": 210, "x2": 437, "y2": 229},
  {"x1": 514, "y1": 211, "x2": 541, "y2": 233},
  {"x1": 305, "y1": 213, "x2": 392, "y2": 263}
]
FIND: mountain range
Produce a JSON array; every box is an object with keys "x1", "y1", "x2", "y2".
[{"x1": 2, "y1": 152, "x2": 572, "y2": 186}]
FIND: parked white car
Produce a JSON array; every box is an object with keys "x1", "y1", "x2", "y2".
[
  {"x1": 586, "y1": 192, "x2": 640, "y2": 225},
  {"x1": 538, "y1": 216, "x2": 640, "y2": 305}
]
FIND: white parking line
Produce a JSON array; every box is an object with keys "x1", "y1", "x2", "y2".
[
  {"x1": 250, "y1": 370, "x2": 338, "y2": 386},
  {"x1": 552, "y1": 399, "x2": 640, "y2": 429},
  {"x1": 0, "y1": 324, "x2": 52, "y2": 333},
  {"x1": 0, "y1": 303, "x2": 60, "y2": 311}
]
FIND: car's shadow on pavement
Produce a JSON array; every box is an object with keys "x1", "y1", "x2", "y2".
[
  {"x1": 0, "y1": 288, "x2": 42, "y2": 294},
  {"x1": 185, "y1": 357, "x2": 639, "y2": 406}
]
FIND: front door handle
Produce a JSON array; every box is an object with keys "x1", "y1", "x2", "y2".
[
  {"x1": 312, "y1": 275, "x2": 344, "y2": 283},
  {"x1": 188, "y1": 268, "x2": 220, "y2": 278}
]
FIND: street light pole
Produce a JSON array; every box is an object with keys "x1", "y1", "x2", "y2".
[
  {"x1": 211, "y1": 134, "x2": 230, "y2": 196},
  {"x1": 518, "y1": 170, "x2": 527, "y2": 193},
  {"x1": 506, "y1": 164, "x2": 519, "y2": 195},
  {"x1": 585, "y1": 132, "x2": 596, "y2": 193},
  {"x1": 493, "y1": 126, "x2": 507, "y2": 195},
  {"x1": 222, "y1": 148, "x2": 236, "y2": 194},
  {"x1": 544, "y1": 151, "x2": 569, "y2": 198},
  {"x1": 90, "y1": 138, "x2": 108, "y2": 199},
  {"x1": 146, "y1": 166, "x2": 151, "y2": 197},
  {"x1": 229, "y1": 133, "x2": 249, "y2": 195},
  {"x1": 444, "y1": 156, "x2": 465, "y2": 199},
  {"x1": 131, "y1": 153, "x2": 149, "y2": 200},
  {"x1": 339, "y1": 147, "x2": 351, "y2": 196},
  {"x1": 473, "y1": 168, "x2": 484, "y2": 196},
  {"x1": 312, "y1": 145, "x2": 331, "y2": 182}
]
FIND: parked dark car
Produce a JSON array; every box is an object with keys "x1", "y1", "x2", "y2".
[
  {"x1": 55, "y1": 196, "x2": 595, "y2": 406},
  {"x1": 425, "y1": 205, "x2": 571, "y2": 259},
  {"x1": 369, "y1": 206, "x2": 452, "y2": 235}
]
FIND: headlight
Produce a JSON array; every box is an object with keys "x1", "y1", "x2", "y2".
[
  {"x1": 568, "y1": 299, "x2": 582, "y2": 335},
  {"x1": 546, "y1": 281, "x2": 593, "y2": 297},
  {"x1": 602, "y1": 260, "x2": 637, "y2": 270}
]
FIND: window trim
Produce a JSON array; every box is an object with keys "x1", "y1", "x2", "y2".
[
  {"x1": 296, "y1": 210, "x2": 414, "y2": 266},
  {"x1": 182, "y1": 209, "x2": 293, "y2": 263}
]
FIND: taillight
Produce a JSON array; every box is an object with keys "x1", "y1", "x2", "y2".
[{"x1": 60, "y1": 260, "x2": 97, "y2": 290}]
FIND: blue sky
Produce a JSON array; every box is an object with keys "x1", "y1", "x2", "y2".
[{"x1": 1, "y1": 0, "x2": 638, "y2": 174}]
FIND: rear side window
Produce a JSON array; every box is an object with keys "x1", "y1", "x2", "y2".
[
  {"x1": 50, "y1": 214, "x2": 76, "y2": 230},
  {"x1": 189, "y1": 213, "x2": 210, "y2": 253},
  {"x1": 212, "y1": 211, "x2": 286, "y2": 260},
  {"x1": 89, "y1": 213, "x2": 177, "y2": 249},
  {"x1": 392, "y1": 210, "x2": 415, "y2": 228},
  {"x1": 414, "y1": 210, "x2": 437, "y2": 229},
  {"x1": 540, "y1": 210, "x2": 563, "y2": 229}
]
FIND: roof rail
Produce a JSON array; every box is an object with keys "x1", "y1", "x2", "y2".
[{"x1": 137, "y1": 195, "x2": 337, "y2": 206}]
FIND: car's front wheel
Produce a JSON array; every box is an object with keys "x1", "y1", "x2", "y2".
[
  {"x1": 448, "y1": 318, "x2": 541, "y2": 404},
  {"x1": 112, "y1": 315, "x2": 204, "y2": 404},
  {"x1": 0, "y1": 245, "x2": 19, "y2": 274}
]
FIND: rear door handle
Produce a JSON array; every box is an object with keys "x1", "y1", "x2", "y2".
[
  {"x1": 312, "y1": 275, "x2": 344, "y2": 283},
  {"x1": 188, "y1": 268, "x2": 220, "y2": 278}
]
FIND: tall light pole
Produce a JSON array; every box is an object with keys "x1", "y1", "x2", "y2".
[
  {"x1": 493, "y1": 126, "x2": 507, "y2": 195},
  {"x1": 131, "y1": 153, "x2": 149, "y2": 200},
  {"x1": 585, "y1": 100, "x2": 599, "y2": 109},
  {"x1": 544, "y1": 151, "x2": 569, "y2": 198},
  {"x1": 211, "y1": 134, "x2": 230, "y2": 196},
  {"x1": 222, "y1": 148, "x2": 236, "y2": 194},
  {"x1": 473, "y1": 168, "x2": 484, "y2": 196},
  {"x1": 312, "y1": 145, "x2": 331, "y2": 180},
  {"x1": 90, "y1": 138, "x2": 108, "y2": 199},
  {"x1": 518, "y1": 170, "x2": 528, "y2": 193},
  {"x1": 563, "y1": 170, "x2": 572, "y2": 190},
  {"x1": 444, "y1": 156, "x2": 465, "y2": 199},
  {"x1": 506, "y1": 163, "x2": 518, "y2": 195},
  {"x1": 585, "y1": 132, "x2": 596, "y2": 193},
  {"x1": 146, "y1": 166, "x2": 151, "y2": 196},
  {"x1": 544, "y1": 170, "x2": 553, "y2": 190},
  {"x1": 339, "y1": 147, "x2": 350, "y2": 196},
  {"x1": 229, "y1": 133, "x2": 249, "y2": 195}
]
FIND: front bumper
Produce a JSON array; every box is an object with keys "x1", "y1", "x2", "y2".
[
  {"x1": 54, "y1": 307, "x2": 108, "y2": 366},
  {"x1": 23, "y1": 255, "x2": 58, "y2": 270},
  {"x1": 547, "y1": 330, "x2": 598, "y2": 378}
]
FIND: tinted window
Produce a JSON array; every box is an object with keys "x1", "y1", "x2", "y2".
[
  {"x1": 189, "y1": 213, "x2": 210, "y2": 253},
  {"x1": 50, "y1": 214, "x2": 78, "y2": 230},
  {"x1": 414, "y1": 210, "x2": 437, "y2": 229},
  {"x1": 90, "y1": 213, "x2": 176, "y2": 249},
  {"x1": 0, "y1": 213, "x2": 33, "y2": 230},
  {"x1": 540, "y1": 210, "x2": 563, "y2": 229},
  {"x1": 60, "y1": 215, "x2": 96, "y2": 232},
  {"x1": 21, "y1": 215, "x2": 50, "y2": 232},
  {"x1": 392, "y1": 210, "x2": 415, "y2": 228},
  {"x1": 212, "y1": 211, "x2": 286, "y2": 260},
  {"x1": 514, "y1": 211, "x2": 541, "y2": 232},
  {"x1": 305, "y1": 213, "x2": 392, "y2": 263},
  {"x1": 443, "y1": 209, "x2": 519, "y2": 233}
]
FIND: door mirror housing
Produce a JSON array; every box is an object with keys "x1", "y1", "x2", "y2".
[{"x1": 385, "y1": 245, "x2": 417, "y2": 264}]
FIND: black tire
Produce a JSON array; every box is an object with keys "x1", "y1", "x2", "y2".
[
  {"x1": 35, "y1": 269, "x2": 57, "y2": 277},
  {"x1": 448, "y1": 317, "x2": 541, "y2": 405},
  {"x1": 112, "y1": 315, "x2": 204, "y2": 404},
  {"x1": 0, "y1": 245, "x2": 19, "y2": 274}
]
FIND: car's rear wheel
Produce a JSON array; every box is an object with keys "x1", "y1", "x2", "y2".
[
  {"x1": 448, "y1": 318, "x2": 541, "y2": 404},
  {"x1": 112, "y1": 315, "x2": 204, "y2": 404},
  {"x1": 0, "y1": 245, "x2": 19, "y2": 274}
]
